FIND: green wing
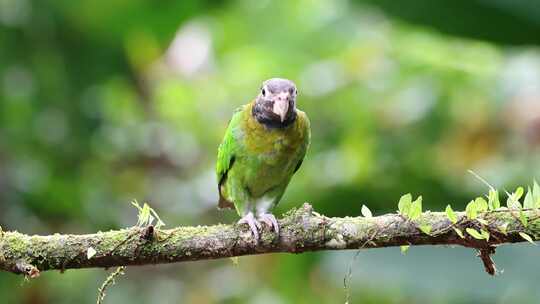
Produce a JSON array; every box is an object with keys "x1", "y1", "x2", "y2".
[
  {"x1": 293, "y1": 110, "x2": 311, "y2": 174},
  {"x1": 216, "y1": 107, "x2": 244, "y2": 208}
]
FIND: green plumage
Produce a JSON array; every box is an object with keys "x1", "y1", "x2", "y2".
[{"x1": 216, "y1": 101, "x2": 310, "y2": 216}]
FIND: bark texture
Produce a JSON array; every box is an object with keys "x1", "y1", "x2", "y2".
[{"x1": 0, "y1": 203, "x2": 538, "y2": 277}]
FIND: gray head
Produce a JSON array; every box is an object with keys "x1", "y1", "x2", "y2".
[{"x1": 253, "y1": 78, "x2": 298, "y2": 128}]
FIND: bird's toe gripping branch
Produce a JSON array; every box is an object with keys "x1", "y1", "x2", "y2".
[
  {"x1": 258, "y1": 213, "x2": 279, "y2": 234},
  {"x1": 238, "y1": 212, "x2": 261, "y2": 239}
]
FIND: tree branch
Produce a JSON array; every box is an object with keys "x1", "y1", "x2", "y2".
[{"x1": 1, "y1": 203, "x2": 538, "y2": 277}]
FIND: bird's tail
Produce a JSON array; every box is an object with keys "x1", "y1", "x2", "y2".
[
  {"x1": 218, "y1": 186, "x2": 234, "y2": 209},
  {"x1": 218, "y1": 196, "x2": 234, "y2": 209}
]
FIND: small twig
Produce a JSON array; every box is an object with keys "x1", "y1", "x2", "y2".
[
  {"x1": 478, "y1": 247, "x2": 497, "y2": 275},
  {"x1": 344, "y1": 221, "x2": 393, "y2": 304},
  {"x1": 468, "y1": 169, "x2": 495, "y2": 191},
  {"x1": 96, "y1": 266, "x2": 126, "y2": 304}
]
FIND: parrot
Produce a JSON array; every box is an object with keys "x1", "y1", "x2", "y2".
[{"x1": 216, "y1": 78, "x2": 311, "y2": 239}]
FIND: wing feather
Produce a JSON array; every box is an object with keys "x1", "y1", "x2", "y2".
[
  {"x1": 292, "y1": 110, "x2": 311, "y2": 175},
  {"x1": 216, "y1": 107, "x2": 244, "y2": 209}
]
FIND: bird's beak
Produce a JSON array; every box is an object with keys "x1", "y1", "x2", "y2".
[{"x1": 273, "y1": 93, "x2": 289, "y2": 122}]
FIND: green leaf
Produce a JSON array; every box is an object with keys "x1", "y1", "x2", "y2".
[
  {"x1": 400, "y1": 245, "x2": 410, "y2": 255},
  {"x1": 480, "y1": 229, "x2": 490, "y2": 241},
  {"x1": 409, "y1": 196, "x2": 422, "y2": 220},
  {"x1": 507, "y1": 195, "x2": 522, "y2": 209},
  {"x1": 398, "y1": 194, "x2": 412, "y2": 217},
  {"x1": 453, "y1": 227, "x2": 465, "y2": 239},
  {"x1": 507, "y1": 187, "x2": 524, "y2": 209},
  {"x1": 533, "y1": 180, "x2": 540, "y2": 208},
  {"x1": 474, "y1": 197, "x2": 488, "y2": 212},
  {"x1": 519, "y1": 232, "x2": 536, "y2": 245},
  {"x1": 465, "y1": 200, "x2": 477, "y2": 219},
  {"x1": 466, "y1": 228, "x2": 486, "y2": 240},
  {"x1": 519, "y1": 210, "x2": 528, "y2": 227},
  {"x1": 498, "y1": 222, "x2": 509, "y2": 235},
  {"x1": 476, "y1": 218, "x2": 488, "y2": 226},
  {"x1": 445, "y1": 205, "x2": 457, "y2": 224},
  {"x1": 488, "y1": 189, "x2": 500, "y2": 210},
  {"x1": 515, "y1": 187, "x2": 524, "y2": 200},
  {"x1": 524, "y1": 187, "x2": 534, "y2": 209},
  {"x1": 361, "y1": 205, "x2": 372, "y2": 218},
  {"x1": 419, "y1": 224, "x2": 432, "y2": 235}
]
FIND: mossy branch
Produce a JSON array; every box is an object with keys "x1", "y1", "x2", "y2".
[{"x1": 0, "y1": 203, "x2": 538, "y2": 277}]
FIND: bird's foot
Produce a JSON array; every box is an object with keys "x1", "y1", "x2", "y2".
[
  {"x1": 258, "y1": 213, "x2": 279, "y2": 235},
  {"x1": 237, "y1": 212, "x2": 260, "y2": 239}
]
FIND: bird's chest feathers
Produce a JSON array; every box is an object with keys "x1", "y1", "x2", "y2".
[{"x1": 243, "y1": 115, "x2": 302, "y2": 165}]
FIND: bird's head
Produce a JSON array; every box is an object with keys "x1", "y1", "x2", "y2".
[{"x1": 253, "y1": 78, "x2": 298, "y2": 128}]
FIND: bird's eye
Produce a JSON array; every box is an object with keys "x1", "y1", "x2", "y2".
[{"x1": 261, "y1": 88, "x2": 266, "y2": 96}]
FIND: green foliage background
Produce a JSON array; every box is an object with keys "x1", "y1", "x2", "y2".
[{"x1": 1, "y1": 0, "x2": 540, "y2": 303}]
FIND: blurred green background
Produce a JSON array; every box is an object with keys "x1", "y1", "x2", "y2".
[{"x1": 2, "y1": 0, "x2": 540, "y2": 303}]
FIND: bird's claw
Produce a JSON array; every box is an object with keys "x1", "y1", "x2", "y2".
[
  {"x1": 238, "y1": 212, "x2": 280, "y2": 240},
  {"x1": 238, "y1": 212, "x2": 260, "y2": 239},
  {"x1": 258, "y1": 213, "x2": 279, "y2": 234}
]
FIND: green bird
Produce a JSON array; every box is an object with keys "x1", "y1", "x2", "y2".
[{"x1": 216, "y1": 78, "x2": 311, "y2": 239}]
